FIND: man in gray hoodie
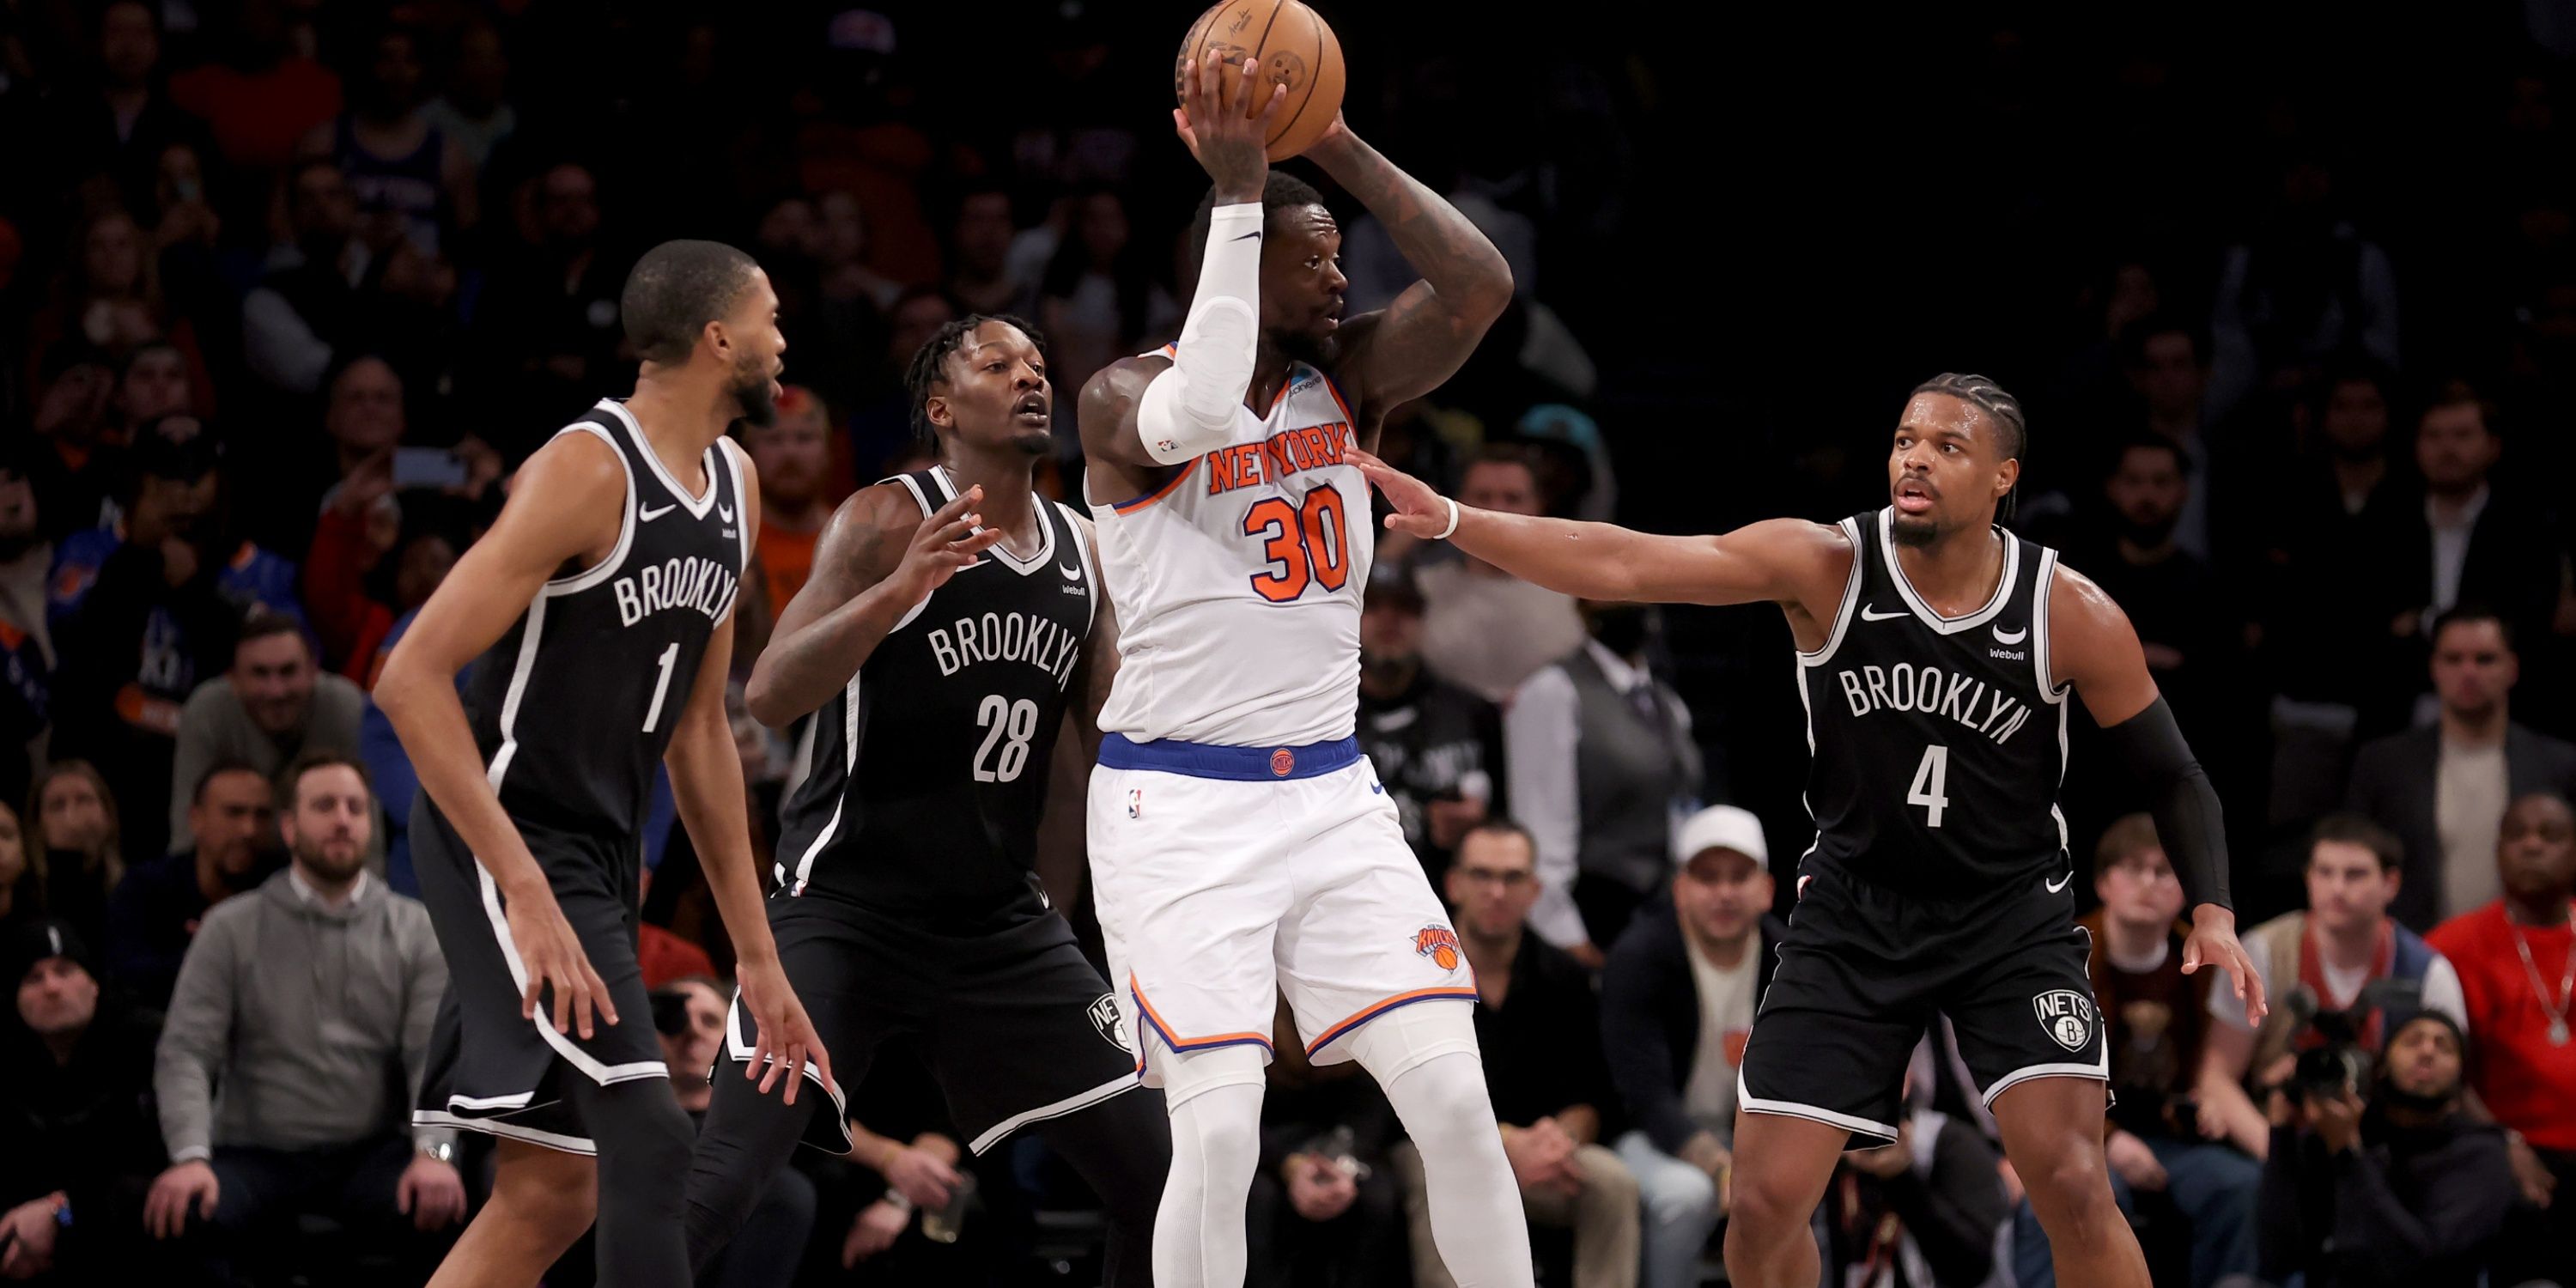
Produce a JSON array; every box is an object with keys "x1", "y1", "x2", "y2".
[{"x1": 143, "y1": 750, "x2": 464, "y2": 1285}]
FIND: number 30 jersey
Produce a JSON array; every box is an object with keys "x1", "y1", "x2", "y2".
[
  {"x1": 1088, "y1": 350, "x2": 1372, "y2": 749},
  {"x1": 773, "y1": 468, "x2": 1099, "y2": 927},
  {"x1": 1796, "y1": 507, "x2": 2070, "y2": 897}
]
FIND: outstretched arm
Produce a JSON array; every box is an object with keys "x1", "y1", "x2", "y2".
[
  {"x1": 1350, "y1": 447, "x2": 1848, "y2": 610},
  {"x1": 743, "y1": 483, "x2": 1000, "y2": 728},
  {"x1": 1305, "y1": 116, "x2": 1513, "y2": 416},
  {"x1": 2051, "y1": 563, "x2": 2267, "y2": 1025}
]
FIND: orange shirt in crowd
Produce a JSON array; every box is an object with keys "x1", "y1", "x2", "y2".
[
  {"x1": 756, "y1": 521, "x2": 821, "y2": 618},
  {"x1": 2428, "y1": 902, "x2": 2576, "y2": 1151}
]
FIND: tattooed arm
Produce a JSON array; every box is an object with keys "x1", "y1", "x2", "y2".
[
  {"x1": 741, "y1": 482, "x2": 1002, "y2": 727},
  {"x1": 1303, "y1": 114, "x2": 1513, "y2": 426}
]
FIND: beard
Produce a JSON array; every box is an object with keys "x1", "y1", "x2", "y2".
[
  {"x1": 1889, "y1": 512, "x2": 1940, "y2": 547},
  {"x1": 295, "y1": 840, "x2": 367, "y2": 885},
  {"x1": 731, "y1": 361, "x2": 779, "y2": 428},
  {"x1": 1274, "y1": 325, "x2": 1335, "y2": 371},
  {"x1": 2378, "y1": 1079, "x2": 2457, "y2": 1115},
  {"x1": 2117, "y1": 511, "x2": 2178, "y2": 547}
]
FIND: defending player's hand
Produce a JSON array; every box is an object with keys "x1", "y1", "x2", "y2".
[
  {"x1": 890, "y1": 485, "x2": 1005, "y2": 603},
  {"x1": 1172, "y1": 48, "x2": 1282, "y2": 198},
  {"x1": 506, "y1": 887, "x2": 617, "y2": 1039},
  {"x1": 1346, "y1": 448, "x2": 1454, "y2": 539},
  {"x1": 2181, "y1": 905, "x2": 2269, "y2": 1027},
  {"x1": 738, "y1": 957, "x2": 835, "y2": 1107}
]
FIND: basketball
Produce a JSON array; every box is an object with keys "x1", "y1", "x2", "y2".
[{"x1": 1175, "y1": 0, "x2": 1346, "y2": 161}]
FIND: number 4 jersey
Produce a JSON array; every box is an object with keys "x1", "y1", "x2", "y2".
[
  {"x1": 1088, "y1": 350, "x2": 1371, "y2": 749},
  {"x1": 1796, "y1": 507, "x2": 2070, "y2": 896},
  {"x1": 773, "y1": 468, "x2": 1100, "y2": 925}
]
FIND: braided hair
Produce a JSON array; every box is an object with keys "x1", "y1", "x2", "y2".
[
  {"x1": 903, "y1": 313, "x2": 1046, "y2": 444},
  {"x1": 1911, "y1": 372, "x2": 2028, "y2": 519}
]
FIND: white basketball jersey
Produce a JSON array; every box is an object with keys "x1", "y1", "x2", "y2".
[{"x1": 1089, "y1": 349, "x2": 1372, "y2": 747}]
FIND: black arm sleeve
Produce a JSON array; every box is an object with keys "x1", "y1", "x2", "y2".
[{"x1": 2102, "y1": 696, "x2": 2231, "y2": 911}]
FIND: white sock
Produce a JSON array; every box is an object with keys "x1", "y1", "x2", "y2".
[
  {"x1": 1153, "y1": 1047, "x2": 1268, "y2": 1287},
  {"x1": 1349, "y1": 1006, "x2": 1536, "y2": 1288}
]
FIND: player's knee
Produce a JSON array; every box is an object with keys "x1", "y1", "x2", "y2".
[
  {"x1": 2023, "y1": 1146, "x2": 2120, "y2": 1230},
  {"x1": 1724, "y1": 1162, "x2": 1808, "y2": 1240},
  {"x1": 495, "y1": 1146, "x2": 599, "y2": 1233}
]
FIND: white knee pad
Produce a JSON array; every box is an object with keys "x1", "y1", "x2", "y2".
[
  {"x1": 1152, "y1": 1041, "x2": 1270, "y2": 1111},
  {"x1": 1341, "y1": 997, "x2": 1481, "y2": 1085}
]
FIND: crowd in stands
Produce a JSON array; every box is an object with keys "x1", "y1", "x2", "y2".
[{"x1": 0, "y1": 2, "x2": 2572, "y2": 1285}]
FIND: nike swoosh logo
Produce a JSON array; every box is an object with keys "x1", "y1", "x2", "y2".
[
  {"x1": 2045, "y1": 872, "x2": 2072, "y2": 893},
  {"x1": 1993, "y1": 625, "x2": 2028, "y2": 645},
  {"x1": 717, "y1": 504, "x2": 735, "y2": 522},
  {"x1": 639, "y1": 503, "x2": 676, "y2": 521},
  {"x1": 1370, "y1": 782, "x2": 1385, "y2": 794},
  {"x1": 1859, "y1": 604, "x2": 1905, "y2": 622},
  {"x1": 1232, "y1": 231, "x2": 1261, "y2": 241},
  {"x1": 1060, "y1": 564, "x2": 1082, "y2": 580}
]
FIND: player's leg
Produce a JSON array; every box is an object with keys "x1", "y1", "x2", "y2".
[
  {"x1": 1153, "y1": 1043, "x2": 1271, "y2": 1288},
  {"x1": 1719, "y1": 1112, "x2": 1847, "y2": 1288},
  {"x1": 1341, "y1": 1003, "x2": 1535, "y2": 1288},
  {"x1": 425, "y1": 1140, "x2": 597, "y2": 1288},
  {"x1": 562, "y1": 1074, "x2": 696, "y2": 1288},
  {"x1": 1947, "y1": 901, "x2": 2144, "y2": 1288},
  {"x1": 1030, "y1": 1085, "x2": 1171, "y2": 1288}
]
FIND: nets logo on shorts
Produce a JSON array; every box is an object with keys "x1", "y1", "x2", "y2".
[
  {"x1": 1271, "y1": 747, "x2": 1297, "y2": 776},
  {"x1": 1088, "y1": 993, "x2": 1136, "y2": 1054},
  {"x1": 2032, "y1": 988, "x2": 2096, "y2": 1053},
  {"x1": 1414, "y1": 925, "x2": 1461, "y2": 971}
]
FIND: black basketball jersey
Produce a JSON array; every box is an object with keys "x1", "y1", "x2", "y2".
[
  {"x1": 453, "y1": 401, "x2": 748, "y2": 854},
  {"x1": 1795, "y1": 507, "x2": 2069, "y2": 896},
  {"x1": 774, "y1": 467, "x2": 1097, "y2": 929}
]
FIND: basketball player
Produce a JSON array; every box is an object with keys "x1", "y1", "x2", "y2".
[
  {"x1": 1075, "y1": 52, "x2": 1528, "y2": 1287},
  {"x1": 374, "y1": 240, "x2": 831, "y2": 1288},
  {"x1": 680, "y1": 313, "x2": 1168, "y2": 1284},
  {"x1": 1349, "y1": 374, "x2": 2269, "y2": 1288}
]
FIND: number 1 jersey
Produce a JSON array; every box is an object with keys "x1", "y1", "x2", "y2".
[
  {"x1": 1797, "y1": 507, "x2": 2070, "y2": 897},
  {"x1": 773, "y1": 469, "x2": 1099, "y2": 927},
  {"x1": 1088, "y1": 350, "x2": 1371, "y2": 749}
]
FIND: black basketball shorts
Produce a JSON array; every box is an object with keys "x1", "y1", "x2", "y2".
[
  {"x1": 410, "y1": 802, "x2": 665, "y2": 1156},
  {"x1": 727, "y1": 896, "x2": 1147, "y2": 1156},
  {"x1": 1738, "y1": 859, "x2": 2106, "y2": 1145}
]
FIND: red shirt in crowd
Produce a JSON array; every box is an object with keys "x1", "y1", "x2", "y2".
[{"x1": 2428, "y1": 902, "x2": 2576, "y2": 1151}]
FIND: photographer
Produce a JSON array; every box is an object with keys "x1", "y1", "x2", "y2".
[{"x1": 2254, "y1": 1012, "x2": 2517, "y2": 1288}]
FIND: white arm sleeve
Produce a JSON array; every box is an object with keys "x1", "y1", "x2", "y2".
[{"x1": 1136, "y1": 203, "x2": 1264, "y2": 465}]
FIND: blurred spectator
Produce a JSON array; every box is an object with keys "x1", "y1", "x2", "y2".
[
  {"x1": 2198, "y1": 816, "x2": 2469, "y2": 1160},
  {"x1": 743, "y1": 386, "x2": 838, "y2": 633},
  {"x1": 2426, "y1": 792, "x2": 2576, "y2": 1288},
  {"x1": 835, "y1": 1054, "x2": 980, "y2": 1279},
  {"x1": 25, "y1": 762, "x2": 124, "y2": 951},
  {"x1": 106, "y1": 762, "x2": 276, "y2": 1011},
  {"x1": 1510, "y1": 602, "x2": 1701, "y2": 957},
  {"x1": 0, "y1": 803, "x2": 28, "y2": 932},
  {"x1": 1354, "y1": 568, "x2": 1503, "y2": 884},
  {"x1": 26, "y1": 347, "x2": 124, "y2": 544},
  {"x1": 1824, "y1": 1095, "x2": 2007, "y2": 1288},
  {"x1": 2081, "y1": 437, "x2": 2233, "y2": 712},
  {"x1": 1600, "y1": 805, "x2": 1784, "y2": 1288},
  {"x1": 24, "y1": 206, "x2": 216, "y2": 414},
  {"x1": 656, "y1": 976, "x2": 816, "y2": 1288},
  {"x1": 2346, "y1": 607, "x2": 2576, "y2": 929},
  {"x1": 47, "y1": 1, "x2": 216, "y2": 223},
  {"x1": 946, "y1": 183, "x2": 1033, "y2": 317},
  {"x1": 2018, "y1": 815, "x2": 2257, "y2": 1288},
  {"x1": 848, "y1": 287, "x2": 961, "y2": 475},
  {"x1": 2207, "y1": 156, "x2": 2402, "y2": 419},
  {"x1": 2117, "y1": 318, "x2": 2222, "y2": 560},
  {"x1": 240, "y1": 160, "x2": 364, "y2": 396},
  {"x1": 2389, "y1": 386, "x2": 2565, "y2": 691},
  {"x1": 2251, "y1": 1013, "x2": 2514, "y2": 1288},
  {"x1": 1246, "y1": 1025, "x2": 1409, "y2": 1288},
  {"x1": 146, "y1": 752, "x2": 459, "y2": 1280},
  {"x1": 299, "y1": 25, "x2": 477, "y2": 258},
  {"x1": 1391, "y1": 820, "x2": 1638, "y2": 1288},
  {"x1": 1037, "y1": 188, "x2": 1176, "y2": 424},
  {"x1": 0, "y1": 457, "x2": 52, "y2": 804},
  {"x1": 116, "y1": 340, "x2": 198, "y2": 434},
  {"x1": 1416, "y1": 447, "x2": 1585, "y2": 704},
  {"x1": 0, "y1": 918, "x2": 172, "y2": 1283},
  {"x1": 164, "y1": 0, "x2": 343, "y2": 174},
  {"x1": 636, "y1": 866, "x2": 717, "y2": 990},
  {"x1": 420, "y1": 21, "x2": 515, "y2": 175},
  {"x1": 468, "y1": 161, "x2": 620, "y2": 441},
  {"x1": 167, "y1": 611, "x2": 362, "y2": 855}
]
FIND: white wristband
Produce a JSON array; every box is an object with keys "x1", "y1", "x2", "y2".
[{"x1": 1432, "y1": 496, "x2": 1461, "y2": 541}]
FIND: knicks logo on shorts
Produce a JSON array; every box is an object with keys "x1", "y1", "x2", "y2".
[
  {"x1": 1414, "y1": 926, "x2": 1461, "y2": 971},
  {"x1": 2033, "y1": 988, "x2": 2096, "y2": 1053}
]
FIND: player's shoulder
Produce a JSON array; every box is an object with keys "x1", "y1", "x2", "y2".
[
  {"x1": 1078, "y1": 351, "x2": 1173, "y2": 410},
  {"x1": 518, "y1": 417, "x2": 630, "y2": 493},
  {"x1": 2040, "y1": 556, "x2": 2118, "y2": 617}
]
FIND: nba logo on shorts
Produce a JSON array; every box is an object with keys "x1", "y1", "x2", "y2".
[
  {"x1": 1414, "y1": 926, "x2": 1461, "y2": 971},
  {"x1": 1270, "y1": 747, "x2": 1296, "y2": 777},
  {"x1": 1127, "y1": 788, "x2": 1143, "y2": 818},
  {"x1": 2032, "y1": 989, "x2": 2095, "y2": 1053}
]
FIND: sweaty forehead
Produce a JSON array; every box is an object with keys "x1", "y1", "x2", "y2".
[
  {"x1": 1269, "y1": 204, "x2": 1339, "y2": 244},
  {"x1": 1899, "y1": 392, "x2": 1989, "y2": 440}
]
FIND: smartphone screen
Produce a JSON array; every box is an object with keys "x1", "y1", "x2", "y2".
[{"x1": 392, "y1": 447, "x2": 470, "y2": 489}]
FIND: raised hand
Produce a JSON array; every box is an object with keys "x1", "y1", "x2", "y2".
[
  {"x1": 1172, "y1": 48, "x2": 1284, "y2": 202},
  {"x1": 889, "y1": 485, "x2": 1005, "y2": 603}
]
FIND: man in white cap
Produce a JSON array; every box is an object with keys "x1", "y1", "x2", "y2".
[{"x1": 1600, "y1": 805, "x2": 1785, "y2": 1288}]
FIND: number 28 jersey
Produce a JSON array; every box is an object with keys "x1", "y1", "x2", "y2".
[
  {"x1": 773, "y1": 468, "x2": 1099, "y2": 925},
  {"x1": 1088, "y1": 349, "x2": 1371, "y2": 748},
  {"x1": 1796, "y1": 508, "x2": 2070, "y2": 897}
]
